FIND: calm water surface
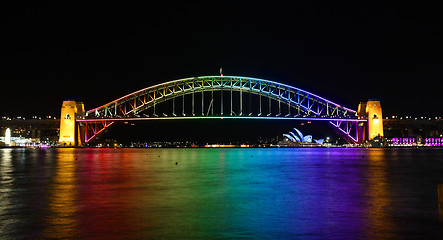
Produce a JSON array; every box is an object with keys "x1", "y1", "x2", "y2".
[{"x1": 1, "y1": 148, "x2": 443, "y2": 239}]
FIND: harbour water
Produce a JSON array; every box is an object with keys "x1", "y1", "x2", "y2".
[{"x1": 1, "y1": 148, "x2": 443, "y2": 239}]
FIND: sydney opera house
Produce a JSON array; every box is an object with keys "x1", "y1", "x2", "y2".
[{"x1": 282, "y1": 128, "x2": 324, "y2": 144}]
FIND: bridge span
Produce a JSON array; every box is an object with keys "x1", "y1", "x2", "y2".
[{"x1": 57, "y1": 76, "x2": 381, "y2": 146}]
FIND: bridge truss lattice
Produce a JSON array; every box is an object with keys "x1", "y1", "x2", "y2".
[{"x1": 78, "y1": 76, "x2": 365, "y2": 143}]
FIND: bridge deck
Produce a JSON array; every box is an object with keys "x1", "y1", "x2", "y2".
[{"x1": 77, "y1": 116, "x2": 367, "y2": 122}]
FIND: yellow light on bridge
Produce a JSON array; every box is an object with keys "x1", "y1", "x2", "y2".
[
  {"x1": 373, "y1": 117, "x2": 379, "y2": 124},
  {"x1": 367, "y1": 101, "x2": 383, "y2": 140}
]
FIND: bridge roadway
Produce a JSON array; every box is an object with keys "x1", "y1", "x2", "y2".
[{"x1": 77, "y1": 116, "x2": 366, "y2": 122}]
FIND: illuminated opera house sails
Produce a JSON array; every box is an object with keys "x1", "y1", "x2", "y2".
[{"x1": 283, "y1": 128, "x2": 324, "y2": 144}]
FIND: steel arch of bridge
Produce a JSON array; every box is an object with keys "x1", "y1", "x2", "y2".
[{"x1": 79, "y1": 76, "x2": 366, "y2": 143}]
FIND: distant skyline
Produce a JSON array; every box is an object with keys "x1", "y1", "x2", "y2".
[{"x1": 1, "y1": 2, "x2": 441, "y2": 117}]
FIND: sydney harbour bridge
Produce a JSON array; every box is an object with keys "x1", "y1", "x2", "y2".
[{"x1": 58, "y1": 76, "x2": 382, "y2": 146}]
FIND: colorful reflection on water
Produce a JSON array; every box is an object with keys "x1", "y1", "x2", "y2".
[{"x1": 1, "y1": 148, "x2": 443, "y2": 239}]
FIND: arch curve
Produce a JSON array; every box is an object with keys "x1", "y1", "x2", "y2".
[{"x1": 86, "y1": 76, "x2": 356, "y2": 119}]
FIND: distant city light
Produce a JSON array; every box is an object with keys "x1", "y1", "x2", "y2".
[{"x1": 5, "y1": 128, "x2": 11, "y2": 146}]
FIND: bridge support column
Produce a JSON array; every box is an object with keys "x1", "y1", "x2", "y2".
[
  {"x1": 59, "y1": 100, "x2": 85, "y2": 147},
  {"x1": 358, "y1": 99, "x2": 384, "y2": 142}
]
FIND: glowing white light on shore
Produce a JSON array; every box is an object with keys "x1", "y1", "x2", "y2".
[{"x1": 5, "y1": 128, "x2": 11, "y2": 146}]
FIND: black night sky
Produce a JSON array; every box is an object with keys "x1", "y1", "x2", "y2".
[{"x1": 0, "y1": 2, "x2": 441, "y2": 141}]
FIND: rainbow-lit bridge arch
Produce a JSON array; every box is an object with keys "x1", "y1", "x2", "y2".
[{"x1": 78, "y1": 76, "x2": 366, "y2": 143}]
